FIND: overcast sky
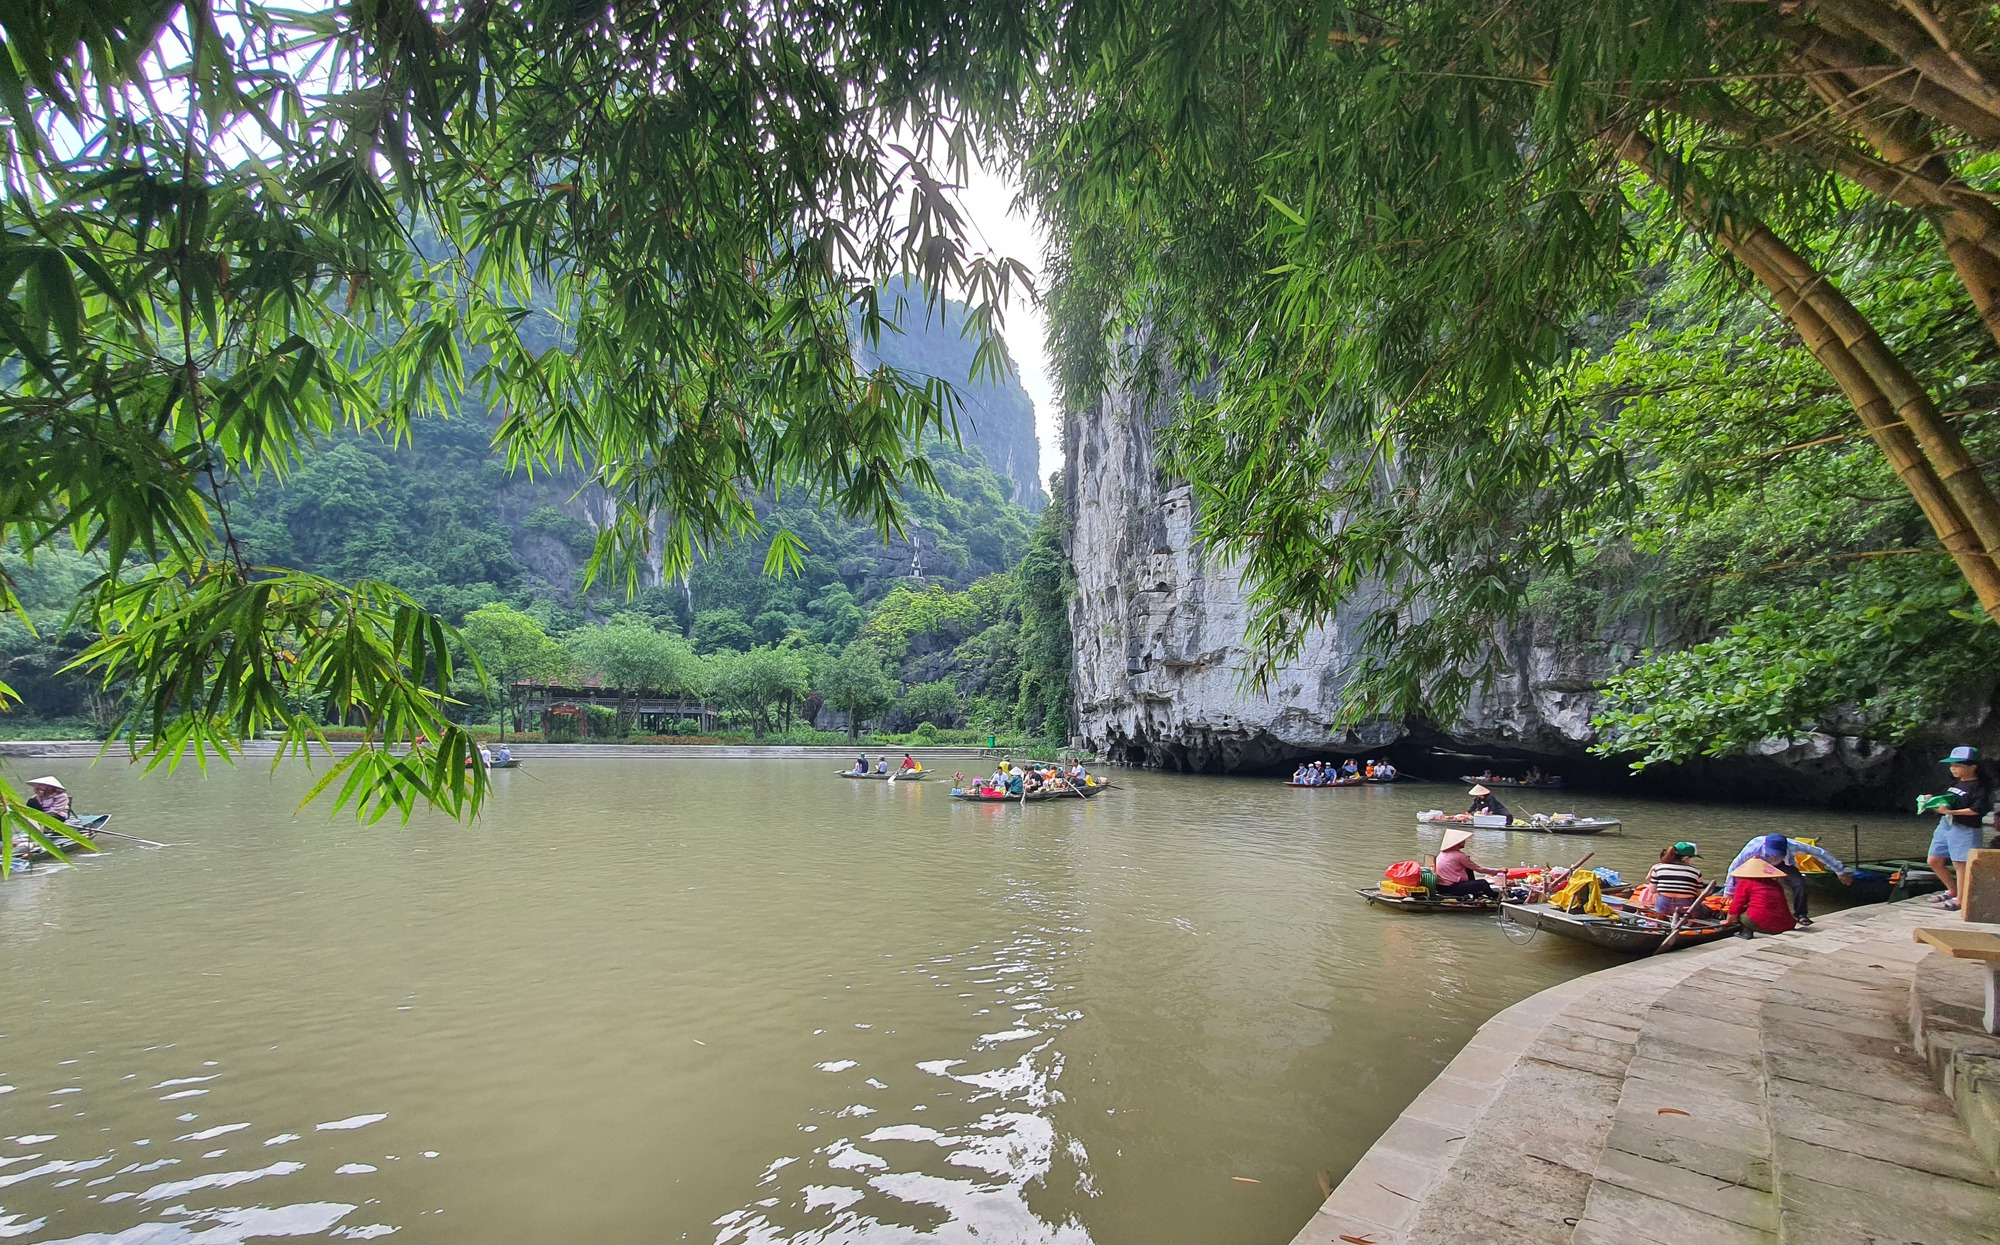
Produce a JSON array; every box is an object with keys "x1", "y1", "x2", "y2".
[{"x1": 956, "y1": 162, "x2": 1063, "y2": 494}]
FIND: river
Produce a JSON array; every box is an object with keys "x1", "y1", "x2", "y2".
[{"x1": 0, "y1": 759, "x2": 1932, "y2": 1244}]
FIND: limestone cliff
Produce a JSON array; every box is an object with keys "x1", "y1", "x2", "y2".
[{"x1": 1061, "y1": 377, "x2": 1914, "y2": 801}]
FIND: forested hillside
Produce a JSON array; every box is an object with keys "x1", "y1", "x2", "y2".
[{"x1": 2, "y1": 289, "x2": 1068, "y2": 746}]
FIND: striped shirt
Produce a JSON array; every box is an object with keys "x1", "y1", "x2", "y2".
[{"x1": 1647, "y1": 862, "x2": 1704, "y2": 897}]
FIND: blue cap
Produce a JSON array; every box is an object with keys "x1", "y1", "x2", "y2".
[{"x1": 1761, "y1": 833, "x2": 1790, "y2": 855}]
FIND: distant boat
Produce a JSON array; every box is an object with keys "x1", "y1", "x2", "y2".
[
  {"x1": 1459, "y1": 774, "x2": 1565, "y2": 788},
  {"x1": 1284, "y1": 777, "x2": 1364, "y2": 788},
  {"x1": 836, "y1": 769, "x2": 930, "y2": 781}
]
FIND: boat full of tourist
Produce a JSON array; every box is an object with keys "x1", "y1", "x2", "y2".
[
  {"x1": 950, "y1": 759, "x2": 1106, "y2": 802},
  {"x1": 838, "y1": 753, "x2": 930, "y2": 781},
  {"x1": 1286, "y1": 757, "x2": 1398, "y2": 787}
]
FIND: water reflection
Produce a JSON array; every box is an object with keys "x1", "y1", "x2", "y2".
[{"x1": 715, "y1": 884, "x2": 1093, "y2": 1244}]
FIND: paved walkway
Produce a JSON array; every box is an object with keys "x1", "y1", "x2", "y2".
[{"x1": 1293, "y1": 901, "x2": 2000, "y2": 1245}]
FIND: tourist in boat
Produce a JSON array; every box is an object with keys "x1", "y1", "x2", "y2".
[
  {"x1": 1375, "y1": 759, "x2": 1397, "y2": 780},
  {"x1": 854, "y1": 754, "x2": 870, "y2": 774},
  {"x1": 1291, "y1": 764, "x2": 1308, "y2": 784},
  {"x1": 900, "y1": 753, "x2": 920, "y2": 773},
  {"x1": 492, "y1": 745, "x2": 512, "y2": 765},
  {"x1": 1340, "y1": 758, "x2": 1359, "y2": 778},
  {"x1": 1925, "y1": 745, "x2": 1990, "y2": 913},
  {"x1": 875, "y1": 757, "x2": 889, "y2": 774},
  {"x1": 1003, "y1": 768, "x2": 1025, "y2": 797},
  {"x1": 1433, "y1": 827, "x2": 1503, "y2": 899},
  {"x1": 1646, "y1": 842, "x2": 1705, "y2": 916},
  {"x1": 1524, "y1": 765, "x2": 1544, "y2": 785},
  {"x1": 1466, "y1": 784, "x2": 1511, "y2": 819},
  {"x1": 478, "y1": 744, "x2": 493, "y2": 767},
  {"x1": 1722, "y1": 833, "x2": 1850, "y2": 927},
  {"x1": 24, "y1": 776, "x2": 69, "y2": 821},
  {"x1": 1723, "y1": 857, "x2": 1796, "y2": 937}
]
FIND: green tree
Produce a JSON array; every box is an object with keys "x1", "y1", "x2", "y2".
[
  {"x1": 459, "y1": 604, "x2": 570, "y2": 739},
  {"x1": 567, "y1": 619, "x2": 703, "y2": 733},
  {"x1": 819, "y1": 642, "x2": 897, "y2": 741},
  {"x1": 708, "y1": 646, "x2": 810, "y2": 739},
  {"x1": 692, "y1": 608, "x2": 756, "y2": 655},
  {"x1": 901, "y1": 680, "x2": 963, "y2": 729}
]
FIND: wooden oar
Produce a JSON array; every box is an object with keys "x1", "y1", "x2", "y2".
[
  {"x1": 1653, "y1": 881, "x2": 1718, "y2": 955},
  {"x1": 89, "y1": 826, "x2": 171, "y2": 848}
]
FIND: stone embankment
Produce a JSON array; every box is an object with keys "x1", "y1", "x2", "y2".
[{"x1": 1294, "y1": 900, "x2": 2000, "y2": 1245}]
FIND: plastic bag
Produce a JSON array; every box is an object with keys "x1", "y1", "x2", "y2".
[{"x1": 1384, "y1": 860, "x2": 1424, "y2": 889}]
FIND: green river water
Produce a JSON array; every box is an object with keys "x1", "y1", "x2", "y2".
[{"x1": 0, "y1": 758, "x2": 1934, "y2": 1244}]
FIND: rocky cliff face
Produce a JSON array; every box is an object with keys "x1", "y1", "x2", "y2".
[{"x1": 1061, "y1": 377, "x2": 1913, "y2": 802}]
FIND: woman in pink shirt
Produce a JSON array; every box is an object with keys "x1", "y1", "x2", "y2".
[{"x1": 1434, "y1": 827, "x2": 1503, "y2": 899}]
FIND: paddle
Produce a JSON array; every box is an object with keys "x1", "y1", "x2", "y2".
[
  {"x1": 1655, "y1": 881, "x2": 1718, "y2": 955},
  {"x1": 89, "y1": 827, "x2": 171, "y2": 848}
]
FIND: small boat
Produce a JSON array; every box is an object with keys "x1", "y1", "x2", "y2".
[
  {"x1": 837, "y1": 769, "x2": 930, "y2": 781},
  {"x1": 1417, "y1": 812, "x2": 1620, "y2": 835},
  {"x1": 1459, "y1": 775, "x2": 1565, "y2": 788},
  {"x1": 1803, "y1": 858, "x2": 1944, "y2": 904},
  {"x1": 1284, "y1": 778, "x2": 1364, "y2": 788},
  {"x1": 468, "y1": 756, "x2": 520, "y2": 769},
  {"x1": 1357, "y1": 887, "x2": 1500, "y2": 913},
  {"x1": 949, "y1": 785, "x2": 1096, "y2": 802},
  {"x1": 1500, "y1": 900, "x2": 1735, "y2": 954},
  {"x1": 12, "y1": 813, "x2": 110, "y2": 864}
]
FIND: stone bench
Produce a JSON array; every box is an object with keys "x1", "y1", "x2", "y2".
[{"x1": 1915, "y1": 927, "x2": 2000, "y2": 1034}]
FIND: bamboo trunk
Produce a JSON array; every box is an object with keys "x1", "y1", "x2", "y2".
[{"x1": 1618, "y1": 129, "x2": 2000, "y2": 623}]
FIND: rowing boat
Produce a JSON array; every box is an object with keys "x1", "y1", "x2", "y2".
[
  {"x1": 11, "y1": 813, "x2": 110, "y2": 864},
  {"x1": 1356, "y1": 887, "x2": 1500, "y2": 913},
  {"x1": 1500, "y1": 900, "x2": 1735, "y2": 953},
  {"x1": 1804, "y1": 858, "x2": 1944, "y2": 904},
  {"x1": 1459, "y1": 775, "x2": 1565, "y2": 788},
  {"x1": 1284, "y1": 778, "x2": 1363, "y2": 788},
  {"x1": 837, "y1": 769, "x2": 930, "y2": 781},
  {"x1": 949, "y1": 785, "x2": 1098, "y2": 802},
  {"x1": 1417, "y1": 812, "x2": 1620, "y2": 835}
]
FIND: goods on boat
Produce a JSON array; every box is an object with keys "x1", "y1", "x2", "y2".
[
  {"x1": 836, "y1": 769, "x2": 930, "y2": 781},
  {"x1": 1356, "y1": 887, "x2": 1500, "y2": 912},
  {"x1": 1804, "y1": 858, "x2": 1944, "y2": 904},
  {"x1": 1416, "y1": 811, "x2": 1621, "y2": 835},
  {"x1": 11, "y1": 813, "x2": 110, "y2": 864},
  {"x1": 1500, "y1": 899, "x2": 1735, "y2": 954},
  {"x1": 949, "y1": 783, "x2": 1101, "y2": 802},
  {"x1": 1458, "y1": 774, "x2": 1565, "y2": 789}
]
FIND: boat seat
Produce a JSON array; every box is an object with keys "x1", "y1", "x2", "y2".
[{"x1": 1914, "y1": 927, "x2": 2000, "y2": 1034}]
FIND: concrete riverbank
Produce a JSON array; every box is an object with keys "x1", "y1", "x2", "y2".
[{"x1": 1294, "y1": 899, "x2": 2000, "y2": 1244}]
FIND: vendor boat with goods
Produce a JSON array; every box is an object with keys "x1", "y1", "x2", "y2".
[
  {"x1": 1416, "y1": 811, "x2": 1621, "y2": 835},
  {"x1": 1501, "y1": 854, "x2": 1734, "y2": 954},
  {"x1": 950, "y1": 761, "x2": 1105, "y2": 802},
  {"x1": 1361, "y1": 837, "x2": 1610, "y2": 914}
]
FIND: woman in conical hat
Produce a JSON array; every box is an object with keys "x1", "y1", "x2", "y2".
[
  {"x1": 1434, "y1": 826, "x2": 1502, "y2": 898},
  {"x1": 1466, "y1": 783, "x2": 1510, "y2": 819},
  {"x1": 24, "y1": 775, "x2": 68, "y2": 820},
  {"x1": 1725, "y1": 857, "x2": 1794, "y2": 937}
]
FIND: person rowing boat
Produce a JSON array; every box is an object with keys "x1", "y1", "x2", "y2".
[{"x1": 24, "y1": 776, "x2": 70, "y2": 821}]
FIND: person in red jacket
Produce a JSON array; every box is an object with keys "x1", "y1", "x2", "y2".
[{"x1": 1725, "y1": 857, "x2": 1795, "y2": 938}]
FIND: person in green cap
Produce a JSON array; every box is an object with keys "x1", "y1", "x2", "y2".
[
  {"x1": 1924, "y1": 745, "x2": 1990, "y2": 913},
  {"x1": 1645, "y1": 842, "x2": 1706, "y2": 916}
]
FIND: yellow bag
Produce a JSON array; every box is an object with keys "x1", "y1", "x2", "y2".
[
  {"x1": 1550, "y1": 870, "x2": 1614, "y2": 918},
  {"x1": 1790, "y1": 837, "x2": 1829, "y2": 874}
]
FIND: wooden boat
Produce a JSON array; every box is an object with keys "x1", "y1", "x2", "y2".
[
  {"x1": 837, "y1": 769, "x2": 930, "y2": 781},
  {"x1": 1500, "y1": 900, "x2": 1735, "y2": 954},
  {"x1": 1417, "y1": 812, "x2": 1620, "y2": 835},
  {"x1": 1459, "y1": 775, "x2": 1565, "y2": 788},
  {"x1": 468, "y1": 756, "x2": 520, "y2": 769},
  {"x1": 949, "y1": 784, "x2": 1098, "y2": 802},
  {"x1": 1803, "y1": 859, "x2": 1944, "y2": 904},
  {"x1": 1357, "y1": 887, "x2": 1500, "y2": 913},
  {"x1": 11, "y1": 813, "x2": 110, "y2": 864},
  {"x1": 1284, "y1": 777, "x2": 1364, "y2": 788}
]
